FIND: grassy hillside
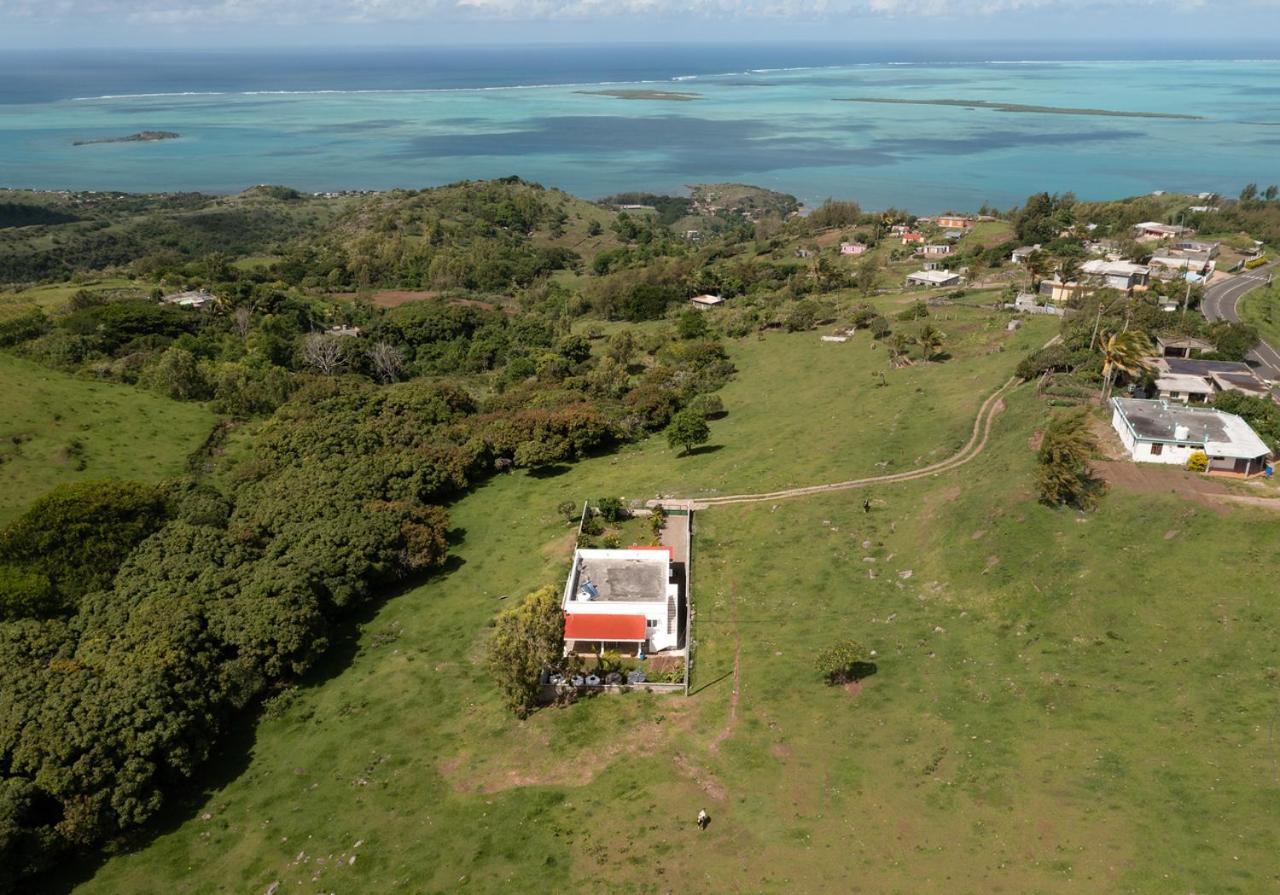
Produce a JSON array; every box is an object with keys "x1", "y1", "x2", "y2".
[
  {"x1": 0, "y1": 353, "x2": 217, "y2": 522},
  {"x1": 0, "y1": 187, "x2": 352, "y2": 283},
  {"x1": 68, "y1": 307, "x2": 1280, "y2": 893},
  {"x1": 1238, "y1": 280, "x2": 1280, "y2": 348}
]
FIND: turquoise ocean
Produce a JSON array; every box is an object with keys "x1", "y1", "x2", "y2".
[{"x1": 1, "y1": 45, "x2": 1278, "y2": 211}]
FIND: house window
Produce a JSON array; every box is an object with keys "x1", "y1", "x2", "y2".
[
  {"x1": 1150, "y1": 443, "x2": 1163, "y2": 456},
  {"x1": 646, "y1": 619, "x2": 657, "y2": 628}
]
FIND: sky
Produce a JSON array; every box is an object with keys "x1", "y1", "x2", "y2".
[{"x1": 2, "y1": 0, "x2": 1280, "y2": 48}]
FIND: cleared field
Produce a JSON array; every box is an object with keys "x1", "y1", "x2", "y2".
[
  {"x1": 70, "y1": 310, "x2": 1280, "y2": 894},
  {"x1": 0, "y1": 353, "x2": 217, "y2": 522},
  {"x1": 0, "y1": 277, "x2": 156, "y2": 311}
]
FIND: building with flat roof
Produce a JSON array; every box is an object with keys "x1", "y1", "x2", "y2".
[
  {"x1": 905, "y1": 269, "x2": 961, "y2": 288},
  {"x1": 160, "y1": 289, "x2": 215, "y2": 309},
  {"x1": 1110, "y1": 398, "x2": 1271, "y2": 477},
  {"x1": 1146, "y1": 356, "x2": 1271, "y2": 404},
  {"x1": 689, "y1": 294, "x2": 724, "y2": 308},
  {"x1": 562, "y1": 547, "x2": 679, "y2": 656},
  {"x1": 1133, "y1": 221, "x2": 1193, "y2": 240}
]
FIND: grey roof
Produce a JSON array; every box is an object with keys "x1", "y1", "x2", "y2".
[
  {"x1": 1160, "y1": 357, "x2": 1252, "y2": 376},
  {"x1": 1113, "y1": 398, "x2": 1269, "y2": 458},
  {"x1": 576, "y1": 555, "x2": 667, "y2": 603}
]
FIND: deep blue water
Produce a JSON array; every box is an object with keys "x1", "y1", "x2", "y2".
[{"x1": 2, "y1": 42, "x2": 1279, "y2": 210}]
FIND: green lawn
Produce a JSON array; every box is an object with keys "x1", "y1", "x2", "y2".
[
  {"x1": 0, "y1": 353, "x2": 218, "y2": 522},
  {"x1": 68, "y1": 312, "x2": 1280, "y2": 894},
  {"x1": 1237, "y1": 280, "x2": 1280, "y2": 348}
]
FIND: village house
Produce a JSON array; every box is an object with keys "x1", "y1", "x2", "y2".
[
  {"x1": 839, "y1": 241, "x2": 868, "y2": 255},
  {"x1": 1133, "y1": 221, "x2": 1193, "y2": 241},
  {"x1": 900, "y1": 231, "x2": 925, "y2": 245},
  {"x1": 1156, "y1": 335, "x2": 1214, "y2": 358},
  {"x1": 1148, "y1": 246, "x2": 1217, "y2": 278},
  {"x1": 689, "y1": 294, "x2": 725, "y2": 308},
  {"x1": 905, "y1": 269, "x2": 961, "y2": 288},
  {"x1": 1081, "y1": 259, "x2": 1150, "y2": 291},
  {"x1": 1146, "y1": 356, "x2": 1271, "y2": 404},
  {"x1": 935, "y1": 215, "x2": 973, "y2": 230},
  {"x1": 916, "y1": 243, "x2": 954, "y2": 256},
  {"x1": 1110, "y1": 398, "x2": 1271, "y2": 477},
  {"x1": 562, "y1": 547, "x2": 680, "y2": 657},
  {"x1": 1010, "y1": 244, "x2": 1041, "y2": 264},
  {"x1": 160, "y1": 289, "x2": 216, "y2": 310},
  {"x1": 1037, "y1": 279, "x2": 1084, "y2": 304}
]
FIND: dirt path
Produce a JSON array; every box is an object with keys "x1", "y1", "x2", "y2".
[{"x1": 692, "y1": 377, "x2": 1018, "y2": 507}]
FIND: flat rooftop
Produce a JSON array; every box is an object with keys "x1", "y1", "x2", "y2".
[
  {"x1": 1155, "y1": 357, "x2": 1253, "y2": 376},
  {"x1": 568, "y1": 549, "x2": 669, "y2": 604},
  {"x1": 1113, "y1": 398, "x2": 1270, "y2": 458}
]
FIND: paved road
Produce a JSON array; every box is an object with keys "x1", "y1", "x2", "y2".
[{"x1": 1201, "y1": 262, "x2": 1280, "y2": 376}]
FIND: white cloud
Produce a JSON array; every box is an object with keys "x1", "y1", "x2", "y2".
[{"x1": 1, "y1": 0, "x2": 1276, "y2": 26}]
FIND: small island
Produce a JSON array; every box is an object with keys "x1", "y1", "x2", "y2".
[
  {"x1": 834, "y1": 97, "x2": 1204, "y2": 120},
  {"x1": 575, "y1": 89, "x2": 700, "y2": 102},
  {"x1": 73, "y1": 131, "x2": 181, "y2": 147}
]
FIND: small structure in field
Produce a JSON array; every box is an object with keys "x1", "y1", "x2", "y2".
[
  {"x1": 1133, "y1": 221, "x2": 1193, "y2": 241},
  {"x1": 690, "y1": 294, "x2": 725, "y2": 308},
  {"x1": 935, "y1": 215, "x2": 973, "y2": 230},
  {"x1": 1110, "y1": 397, "x2": 1271, "y2": 477},
  {"x1": 160, "y1": 289, "x2": 215, "y2": 310},
  {"x1": 563, "y1": 547, "x2": 679, "y2": 657},
  {"x1": 1010, "y1": 245, "x2": 1041, "y2": 264},
  {"x1": 840, "y1": 242, "x2": 868, "y2": 255}
]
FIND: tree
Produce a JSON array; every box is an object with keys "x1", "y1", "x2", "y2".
[
  {"x1": 916, "y1": 323, "x2": 947, "y2": 362},
  {"x1": 595, "y1": 497, "x2": 628, "y2": 523},
  {"x1": 1098, "y1": 330, "x2": 1153, "y2": 403},
  {"x1": 1265, "y1": 185, "x2": 1279, "y2": 202},
  {"x1": 665, "y1": 408, "x2": 710, "y2": 456},
  {"x1": 486, "y1": 585, "x2": 565, "y2": 718},
  {"x1": 1240, "y1": 183, "x2": 1259, "y2": 202},
  {"x1": 855, "y1": 255, "x2": 880, "y2": 297},
  {"x1": 367, "y1": 340, "x2": 406, "y2": 383},
  {"x1": 815, "y1": 639, "x2": 870, "y2": 685},
  {"x1": 606, "y1": 329, "x2": 637, "y2": 365},
  {"x1": 231, "y1": 305, "x2": 253, "y2": 338},
  {"x1": 556, "y1": 333, "x2": 592, "y2": 365},
  {"x1": 676, "y1": 310, "x2": 709, "y2": 340},
  {"x1": 143, "y1": 346, "x2": 209, "y2": 400},
  {"x1": 1024, "y1": 249, "x2": 1052, "y2": 291},
  {"x1": 1036, "y1": 407, "x2": 1102, "y2": 509},
  {"x1": 1057, "y1": 255, "x2": 1082, "y2": 287},
  {"x1": 300, "y1": 332, "x2": 347, "y2": 375}
]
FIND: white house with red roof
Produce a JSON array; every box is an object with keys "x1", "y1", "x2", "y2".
[{"x1": 562, "y1": 547, "x2": 679, "y2": 657}]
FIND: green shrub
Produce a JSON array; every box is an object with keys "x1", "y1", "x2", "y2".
[
  {"x1": 815, "y1": 639, "x2": 870, "y2": 685},
  {"x1": 1186, "y1": 450, "x2": 1209, "y2": 472}
]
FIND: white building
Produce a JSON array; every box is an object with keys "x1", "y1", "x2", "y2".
[
  {"x1": 839, "y1": 242, "x2": 868, "y2": 255},
  {"x1": 690, "y1": 294, "x2": 724, "y2": 308},
  {"x1": 1081, "y1": 259, "x2": 1150, "y2": 291},
  {"x1": 1147, "y1": 357, "x2": 1271, "y2": 404},
  {"x1": 160, "y1": 289, "x2": 215, "y2": 309},
  {"x1": 562, "y1": 547, "x2": 680, "y2": 656},
  {"x1": 1010, "y1": 244, "x2": 1041, "y2": 264},
  {"x1": 905, "y1": 269, "x2": 961, "y2": 288},
  {"x1": 1110, "y1": 398, "x2": 1271, "y2": 477}
]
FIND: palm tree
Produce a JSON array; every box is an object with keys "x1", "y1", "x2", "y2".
[
  {"x1": 916, "y1": 323, "x2": 947, "y2": 362},
  {"x1": 888, "y1": 331, "x2": 913, "y2": 363},
  {"x1": 1024, "y1": 249, "x2": 1052, "y2": 292},
  {"x1": 1098, "y1": 330, "x2": 1153, "y2": 403},
  {"x1": 1057, "y1": 256, "x2": 1082, "y2": 287}
]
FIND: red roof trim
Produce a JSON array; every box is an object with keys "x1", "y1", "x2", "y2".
[{"x1": 564, "y1": 613, "x2": 647, "y2": 641}]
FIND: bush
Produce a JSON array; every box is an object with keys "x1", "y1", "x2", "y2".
[
  {"x1": 1186, "y1": 450, "x2": 1209, "y2": 472},
  {"x1": 868, "y1": 315, "x2": 891, "y2": 339},
  {"x1": 689, "y1": 393, "x2": 725, "y2": 418},
  {"x1": 595, "y1": 496, "x2": 628, "y2": 523},
  {"x1": 815, "y1": 639, "x2": 870, "y2": 685},
  {"x1": 895, "y1": 299, "x2": 929, "y2": 321}
]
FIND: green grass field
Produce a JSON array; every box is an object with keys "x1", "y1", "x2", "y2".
[
  {"x1": 0, "y1": 277, "x2": 157, "y2": 312},
  {"x1": 1238, "y1": 280, "x2": 1280, "y2": 348},
  {"x1": 67, "y1": 313, "x2": 1280, "y2": 894},
  {"x1": 0, "y1": 353, "x2": 218, "y2": 522}
]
